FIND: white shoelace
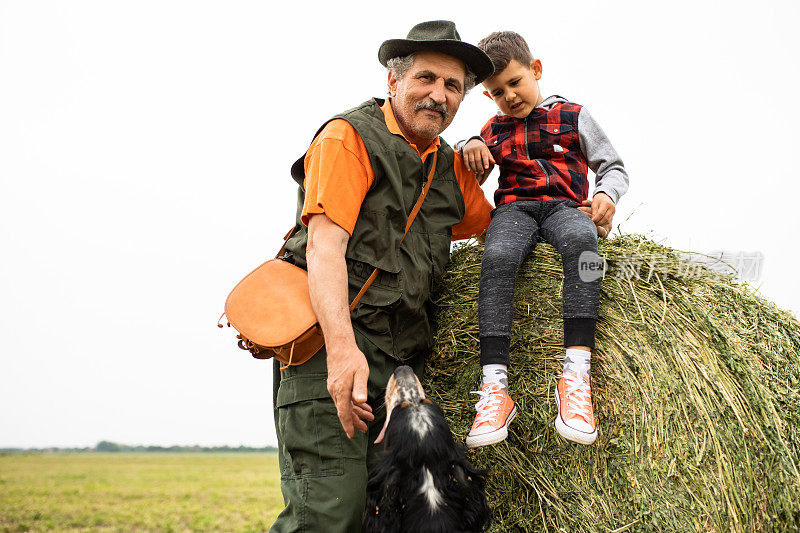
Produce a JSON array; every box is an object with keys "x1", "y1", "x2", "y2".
[
  {"x1": 471, "y1": 384, "x2": 505, "y2": 424},
  {"x1": 560, "y1": 373, "x2": 592, "y2": 421}
]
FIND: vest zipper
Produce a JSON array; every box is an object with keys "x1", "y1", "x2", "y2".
[
  {"x1": 537, "y1": 160, "x2": 550, "y2": 189},
  {"x1": 524, "y1": 118, "x2": 549, "y2": 189},
  {"x1": 523, "y1": 120, "x2": 530, "y2": 160}
]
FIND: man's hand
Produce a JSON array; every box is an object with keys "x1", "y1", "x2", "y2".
[
  {"x1": 578, "y1": 192, "x2": 615, "y2": 239},
  {"x1": 306, "y1": 213, "x2": 374, "y2": 438},
  {"x1": 463, "y1": 138, "x2": 495, "y2": 184},
  {"x1": 326, "y1": 344, "x2": 373, "y2": 438}
]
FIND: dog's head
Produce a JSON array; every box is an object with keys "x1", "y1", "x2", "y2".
[
  {"x1": 364, "y1": 366, "x2": 491, "y2": 533},
  {"x1": 374, "y1": 364, "x2": 434, "y2": 446}
]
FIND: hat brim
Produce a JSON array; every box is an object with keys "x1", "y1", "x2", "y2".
[{"x1": 378, "y1": 38, "x2": 494, "y2": 85}]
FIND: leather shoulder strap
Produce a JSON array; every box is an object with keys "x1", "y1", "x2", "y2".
[{"x1": 276, "y1": 227, "x2": 299, "y2": 259}]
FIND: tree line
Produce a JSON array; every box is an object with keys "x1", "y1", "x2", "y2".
[{"x1": 0, "y1": 440, "x2": 278, "y2": 454}]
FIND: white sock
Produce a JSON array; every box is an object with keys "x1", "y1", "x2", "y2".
[
  {"x1": 563, "y1": 348, "x2": 591, "y2": 376},
  {"x1": 482, "y1": 364, "x2": 508, "y2": 390}
]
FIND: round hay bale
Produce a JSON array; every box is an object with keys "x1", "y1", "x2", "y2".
[{"x1": 426, "y1": 234, "x2": 800, "y2": 532}]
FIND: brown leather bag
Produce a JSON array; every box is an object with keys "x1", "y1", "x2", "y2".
[{"x1": 220, "y1": 153, "x2": 438, "y2": 370}]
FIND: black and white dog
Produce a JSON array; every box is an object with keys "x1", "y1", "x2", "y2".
[{"x1": 363, "y1": 366, "x2": 490, "y2": 533}]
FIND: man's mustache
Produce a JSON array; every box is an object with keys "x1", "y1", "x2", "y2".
[{"x1": 414, "y1": 100, "x2": 449, "y2": 121}]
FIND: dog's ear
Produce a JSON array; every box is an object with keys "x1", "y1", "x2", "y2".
[
  {"x1": 451, "y1": 456, "x2": 491, "y2": 532},
  {"x1": 363, "y1": 452, "x2": 403, "y2": 533}
]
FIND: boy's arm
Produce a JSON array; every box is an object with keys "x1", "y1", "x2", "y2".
[
  {"x1": 453, "y1": 136, "x2": 485, "y2": 153},
  {"x1": 578, "y1": 107, "x2": 629, "y2": 204},
  {"x1": 454, "y1": 119, "x2": 496, "y2": 184}
]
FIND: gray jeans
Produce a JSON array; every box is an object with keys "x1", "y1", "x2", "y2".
[{"x1": 478, "y1": 200, "x2": 599, "y2": 365}]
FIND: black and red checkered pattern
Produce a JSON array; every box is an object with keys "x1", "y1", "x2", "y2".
[{"x1": 481, "y1": 101, "x2": 589, "y2": 207}]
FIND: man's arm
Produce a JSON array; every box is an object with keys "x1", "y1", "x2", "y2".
[
  {"x1": 306, "y1": 213, "x2": 373, "y2": 438},
  {"x1": 451, "y1": 151, "x2": 492, "y2": 240}
]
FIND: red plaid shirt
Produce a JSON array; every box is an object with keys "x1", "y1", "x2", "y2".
[{"x1": 481, "y1": 101, "x2": 589, "y2": 206}]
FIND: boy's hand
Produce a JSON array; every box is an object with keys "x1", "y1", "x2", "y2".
[
  {"x1": 463, "y1": 138, "x2": 495, "y2": 184},
  {"x1": 578, "y1": 192, "x2": 615, "y2": 239}
]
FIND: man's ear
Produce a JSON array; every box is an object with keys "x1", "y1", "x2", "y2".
[
  {"x1": 483, "y1": 90, "x2": 493, "y2": 100},
  {"x1": 530, "y1": 59, "x2": 543, "y2": 80},
  {"x1": 387, "y1": 70, "x2": 398, "y2": 97}
]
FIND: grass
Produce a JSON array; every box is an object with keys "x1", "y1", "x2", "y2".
[{"x1": 0, "y1": 453, "x2": 282, "y2": 532}]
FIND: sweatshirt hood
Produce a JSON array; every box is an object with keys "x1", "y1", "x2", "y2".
[{"x1": 536, "y1": 95, "x2": 569, "y2": 110}]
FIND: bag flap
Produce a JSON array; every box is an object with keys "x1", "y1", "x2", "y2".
[{"x1": 225, "y1": 259, "x2": 318, "y2": 347}]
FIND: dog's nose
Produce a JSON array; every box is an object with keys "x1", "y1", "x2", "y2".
[
  {"x1": 392, "y1": 366, "x2": 420, "y2": 392},
  {"x1": 393, "y1": 366, "x2": 414, "y2": 380},
  {"x1": 391, "y1": 366, "x2": 424, "y2": 401}
]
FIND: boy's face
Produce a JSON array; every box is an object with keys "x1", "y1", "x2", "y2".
[{"x1": 482, "y1": 59, "x2": 543, "y2": 119}]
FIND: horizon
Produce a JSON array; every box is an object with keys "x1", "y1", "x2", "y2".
[{"x1": 1, "y1": 441, "x2": 277, "y2": 451}]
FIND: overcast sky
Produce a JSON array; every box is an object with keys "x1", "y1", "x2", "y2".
[{"x1": 2, "y1": 1, "x2": 798, "y2": 448}]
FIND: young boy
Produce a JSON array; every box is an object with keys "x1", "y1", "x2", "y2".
[{"x1": 460, "y1": 31, "x2": 629, "y2": 447}]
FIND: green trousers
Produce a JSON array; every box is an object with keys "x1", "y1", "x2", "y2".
[{"x1": 270, "y1": 330, "x2": 424, "y2": 533}]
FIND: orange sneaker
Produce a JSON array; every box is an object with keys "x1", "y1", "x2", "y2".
[
  {"x1": 554, "y1": 371, "x2": 597, "y2": 445},
  {"x1": 465, "y1": 382, "x2": 517, "y2": 448}
]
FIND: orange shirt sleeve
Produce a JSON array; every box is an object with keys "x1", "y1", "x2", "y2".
[
  {"x1": 451, "y1": 151, "x2": 492, "y2": 241},
  {"x1": 301, "y1": 119, "x2": 375, "y2": 235}
]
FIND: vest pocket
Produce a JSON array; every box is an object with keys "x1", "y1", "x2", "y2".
[
  {"x1": 486, "y1": 132, "x2": 511, "y2": 145},
  {"x1": 539, "y1": 123, "x2": 576, "y2": 154},
  {"x1": 347, "y1": 264, "x2": 402, "y2": 351},
  {"x1": 486, "y1": 132, "x2": 510, "y2": 162},
  {"x1": 540, "y1": 124, "x2": 573, "y2": 135},
  {"x1": 346, "y1": 259, "x2": 402, "y2": 307},
  {"x1": 348, "y1": 209, "x2": 402, "y2": 275}
]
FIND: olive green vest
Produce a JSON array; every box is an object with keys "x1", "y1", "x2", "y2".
[{"x1": 283, "y1": 98, "x2": 467, "y2": 360}]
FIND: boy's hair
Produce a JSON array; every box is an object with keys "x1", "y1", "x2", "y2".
[{"x1": 477, "y1": 31, "x2": 533, "y2": 74}]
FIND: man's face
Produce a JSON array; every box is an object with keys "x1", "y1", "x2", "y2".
[
  {"x1": 482, "y1": 59, "x2": 543, "y2": 119},
  {"x1": 388, "y1": 51, "x2": 466, "y2": 147}
]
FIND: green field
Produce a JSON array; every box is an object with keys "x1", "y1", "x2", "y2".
[{"x1": 0, "y1": 453, "x2": 283, "y2": 532}]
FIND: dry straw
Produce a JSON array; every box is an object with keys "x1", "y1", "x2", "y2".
[{"x1": 426, "y1": 234, "x2": 800, "y2": 532}]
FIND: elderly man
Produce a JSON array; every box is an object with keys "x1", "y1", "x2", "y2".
[{"x1": 270, "y1": 21, "x2": 495, "y2": 532}]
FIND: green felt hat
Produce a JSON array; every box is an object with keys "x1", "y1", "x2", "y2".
[{"x1": 378, "y1": 20, "x2": 494, "y2": 84}]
